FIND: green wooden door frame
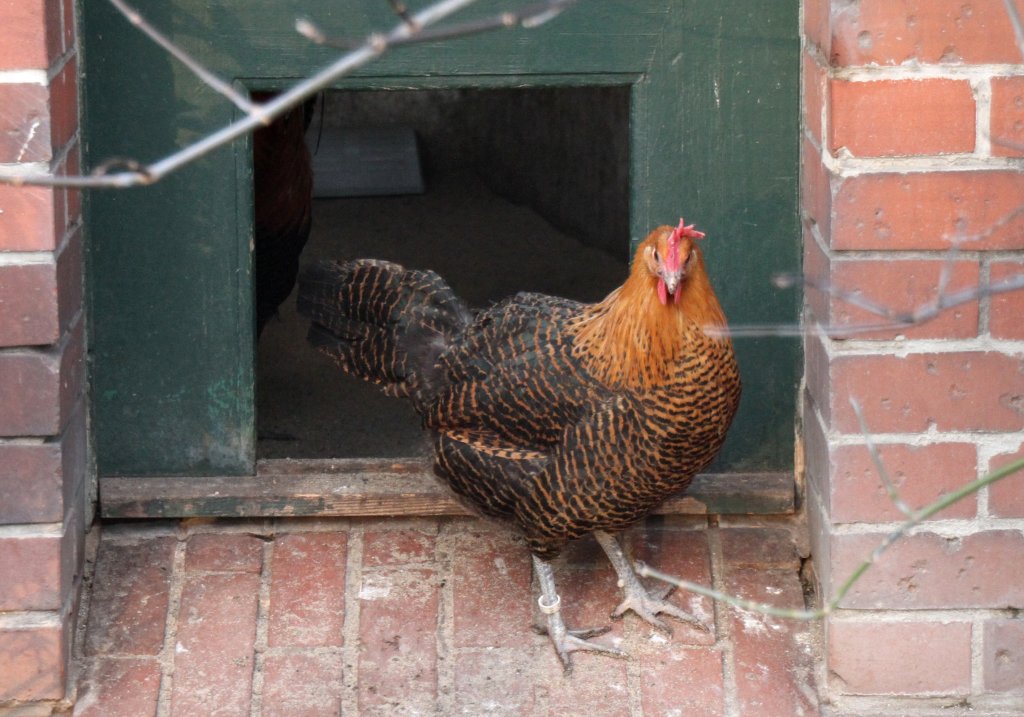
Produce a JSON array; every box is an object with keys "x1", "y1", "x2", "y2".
[{"x1": 82, "y1": 0, "x2": 799, "y2": 478}]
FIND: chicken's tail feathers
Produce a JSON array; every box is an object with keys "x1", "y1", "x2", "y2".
[{"x1": 297, "y1": 259, "x2": 471, "y2": 406}]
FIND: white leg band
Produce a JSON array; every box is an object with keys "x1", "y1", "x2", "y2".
[{"x1": 538, "y1": 593, "x2": 561, "y2": 615}]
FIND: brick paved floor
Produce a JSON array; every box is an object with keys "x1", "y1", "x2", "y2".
[{"x1": 69, "y1": 515, "x2": 821, "y2": 717}]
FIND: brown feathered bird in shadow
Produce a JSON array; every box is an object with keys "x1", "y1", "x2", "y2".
[
  {"x1": 252, "y1": 93, "x2": 315, "y2": 338},
  {"x1": 297, "y1": 219, "x2": 741, "y2": 670}
]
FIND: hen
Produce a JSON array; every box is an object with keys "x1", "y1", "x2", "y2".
[
  {"x1": 297, "y1": 219, "x2": 741, "y2": 668},
  {"x1": 252, "y1": 93, "x2": 315, "y2": 337}
]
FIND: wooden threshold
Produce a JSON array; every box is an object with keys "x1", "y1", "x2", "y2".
[{"x1": 99, "y1": 458, "x2": 795, "y2": 519}]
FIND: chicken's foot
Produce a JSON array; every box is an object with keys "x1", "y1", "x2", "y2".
[
  {"x1": 593, "y1": 530, "x2": 709, "y2": 634},
  {"x1": 531, "y1": 555, "x2": 626, "y2": 672}
]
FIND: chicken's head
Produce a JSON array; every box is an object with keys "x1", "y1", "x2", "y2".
[{"x1": 642, "y1": 218, "x2": 706, "y2": 306}]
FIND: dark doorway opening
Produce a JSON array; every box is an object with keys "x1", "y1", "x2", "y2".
[{"x1": 255, "y1": 86, "x2": 631, "y2": 459}]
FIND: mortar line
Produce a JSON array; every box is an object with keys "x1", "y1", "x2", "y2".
[
  {"x1": 823, "y1": 429, "x2": 1024, "y2": 449},
  {"x1": 974, "y1": 75, "x2": 994, "y2": 158},
  {"x1": 832, "y1": 62, "x2": 1024, "y2": 81},
  {"x1": 248, "y1": 538, "x2": 274, "y2": 717},
  {"x1": 823, "y1": 152, "x2": 1024, "y2": 176},
  {"x1": 0, "y1": 69, "x2": 48, "y2": 84},
  {"x1": 822, "y1": 336, "x2": 1024, "y2": 356},
  {"x1": 970, "y1": 615, "x2": 985, "y2": 697},
  {"x1": 829, "y1": 607, "x2": 1017, "y2": 623},
  {"x1": 813, "y1": 247, "x2": 1024, "y2": 262},
  {"x1": 977, "y1": 257, "x2": 994, "y2": 339},
  {"x1": 625, "y1": 609, "x2": 645, "y2": 717},
  {"x1": 261, "y1": 645, "x2": 347, "y2": 656},
  {"x1": 831, "y1": 517, "x2": 1024, "y2": 535},
  {"x1": 66, "y1": 524, "x2": 102, "y2": 706},
  {"x1": 707, "y1": 519, "x2": 739, "y2": 717},
  {"x1": 434, "y1": 519, "x2": 456, "y2": 716},
  {"x1": 340, "y1": 524, "x2": 364, "y2": 717},
  {"x1": 155, "y1": 533, "x2": 188, "y2": 717}
]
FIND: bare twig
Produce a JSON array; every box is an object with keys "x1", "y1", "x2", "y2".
[
  {"x1": 991, "y1": 135, "x2": 1024, "y2": 154},
  {"x1": 716, "y1": 266, "x2": 1024, "y2": 340},
  {"x1": 792, "y1": 268, "x2": 1024, "y2": 331},
  {"x1": 1004, "y1": 0, "x2": 1024, "y2": 58},
  {"x1": 298, "y1": 0, "x2": 574, "y2": 50},
  {"x1": 107, "y1": 0, "x2": 256, "y2": 115},
  {"x1": 639, "y1": 455, "x2": 1024, "y2": 620},
  {"x1": 0, "y1": 0, "x2": 575, "y2": 189},
  {"x1": 850, "y1": 398, "x2": 913, "y2": 518},
  {"x1": 388, "y1": 0, "x2": 418, "y2": 30}
]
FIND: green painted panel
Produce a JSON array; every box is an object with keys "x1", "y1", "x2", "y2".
[
  {"x1": 82, "y1": 1, "x2": 256, "y2": 475},
  {"x1": 82, "y1": 0, "x2": 798, "y2": 477},
  {"x1": 636, "y1": 3, "x2": 802, "y2": 470}
]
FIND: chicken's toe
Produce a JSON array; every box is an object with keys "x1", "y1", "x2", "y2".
[
  {"x1": 595, "y1": 530, "x2": 710, "y2": 634},
  {"x1": 610, "y1": 586, "x2": 708, "y2": 634},
  {"x1": 532, "y1": 622, "x2": 612, "y2": 641},
  {"x1": 541, "y1": 609, "x2": 627, "y2": 673},
  {"x1": 532, "y1": 555, "x2": 627, "y2": 672}
]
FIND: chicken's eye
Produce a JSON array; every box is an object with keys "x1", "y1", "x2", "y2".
[
  {"x1": 686, "y1": 250, "x2": 696, "y2": 269},
  {"x1": 652, "y1": 249, "x2": 661, "y2": 263}
]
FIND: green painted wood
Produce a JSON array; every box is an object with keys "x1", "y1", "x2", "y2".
[
  {"x1": 82, "y1": 0, "x2": 799, "y2": 477},
  {"x1": 82, "y1": 1, "x2": 256, "y2": 476}
]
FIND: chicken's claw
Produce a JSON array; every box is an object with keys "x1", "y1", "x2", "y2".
[
  {"x1": 532, "y1": 555, "x2": 627, "y2": 673},
  {"x1": 610, "y1": 583, "x2": 709, "y2": 634},
  {"x1": 538, "y1": 605, "x2": 627, "y2": 673},
  {"x1": 595, "y1": 530, "x2": 711, "y2": 635}
]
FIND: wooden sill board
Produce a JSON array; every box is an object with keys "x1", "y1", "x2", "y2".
[{"x1": 99, "y1": 458, "x2": 795, "y2": 519}]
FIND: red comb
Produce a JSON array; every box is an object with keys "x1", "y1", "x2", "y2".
[
  {"x1": 665, "y1": 217, "x2": 704, "y2": 272},
  {"x1": 670, "y1": 217, "x2": 706, "y2": 243}
]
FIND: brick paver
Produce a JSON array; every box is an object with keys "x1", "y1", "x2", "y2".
[{"x1": 72, "y1": 516, "x2": 822, "y2": 716}]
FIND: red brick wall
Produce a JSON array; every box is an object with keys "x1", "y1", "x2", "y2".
[
  {"x1": 1, "y1": 0, "x2": 1023, "y2": 710},
  {"x1": 0, "y1": 0, "x2": 87, "y2": 709},
  {"x1": 803, "y1": 0, "x2": 1024, "y2": 709}
]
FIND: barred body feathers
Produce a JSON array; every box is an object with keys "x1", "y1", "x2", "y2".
[{"x1": 297, "y1": 224, "x2": 741, "y2": 560}]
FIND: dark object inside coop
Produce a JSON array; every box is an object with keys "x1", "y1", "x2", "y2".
[{"x1": 256, "y1": 86, "x2": 630, "y2": 459}]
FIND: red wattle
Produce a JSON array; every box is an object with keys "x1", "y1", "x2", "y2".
[
  {"x1": 674, "y1": 284, "x2": 683, "y2": 303},
  {"x1": 657, "y1": 278, "x2": 668, "y2": 305}
]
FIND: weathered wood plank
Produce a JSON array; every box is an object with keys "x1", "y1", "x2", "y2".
[{"x1": 100, "y1": 459, "x2": 794, "y2": 519}]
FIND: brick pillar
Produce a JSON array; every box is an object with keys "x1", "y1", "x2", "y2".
[
  {"x1": 0, "y1": 0, "x2": 88, "y2": 710},
  {"x1": 803, "y1": 0, "x2": 1024, "y2": 709}
]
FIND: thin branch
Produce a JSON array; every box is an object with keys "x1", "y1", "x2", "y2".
[
  {"x1": 794, "y1": 269, "x2": 1024, "y2": 331},
  {"x1": 942, "y1": 199, "x2": 1024, "y2": 248},
  {"x1": 107, "y1": 0, "x2": 256, "y2": 115},
  {"x1": 0, "y1": 0, "x2": 575, "y2": 188},
  {"x1": 1004, "y1": 0, "x2": 1024, "y2": 58},
  {"x1": 930, "y1": 236, "x2": 963, "y2": 313},
  {"x1": 388, "y1": 0, "x2": 418, "y2": 30},
  {"x1": 639, "y1": 455, "x2": 1024, "y2": 620},
  {"x1": 716, "y1": 267, "x2": 1024, "y2": 340},
  {"x1": 298, "y1": 0, "x2": 574, "y2": 50},
  {"x1": 991, "y1": 135, "x2": 1024, "y2": 154},
  {"x1": 850, "y1": 398, "x2": 913, "y2": 518}
]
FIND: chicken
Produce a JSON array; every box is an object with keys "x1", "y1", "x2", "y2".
[
  {"x1": 297, "y1": 219, "x2": 741, "y2": 669},
  {"x1": 252, "y1": 94, "x2": 315, "y2": 337}
]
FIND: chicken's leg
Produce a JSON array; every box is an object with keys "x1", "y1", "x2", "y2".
[
  {"x1": 593, "y1": 530, "x2": 709, "y2": 634},
  {"x1": 531, "y1": 555, "x2": 625, "y2": 672}
]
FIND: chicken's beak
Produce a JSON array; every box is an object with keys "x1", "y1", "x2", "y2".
[
  {"x1": 657, "y1": 269, "x2": 684, "y2": 306},
  {"x1": 662, "y1": 271, "x2": 682, "y2": 296}
]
